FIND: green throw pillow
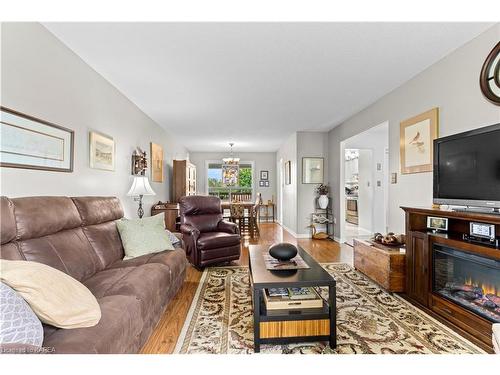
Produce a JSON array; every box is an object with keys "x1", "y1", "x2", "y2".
[{"x1": 116, "y1": 214, "x2": 175, "y2": 260}]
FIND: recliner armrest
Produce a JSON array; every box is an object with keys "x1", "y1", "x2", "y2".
[
  {"x1": 180, "y1": 224, "x2": 200, "y2": 237},
  {"x1": 218, "y1": 220, "x2": 239, "y2": 235}
]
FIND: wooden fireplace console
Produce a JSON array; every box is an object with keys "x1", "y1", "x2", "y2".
[{"x1": 401, "y1": 206, "x2": 500, "y2": 352}]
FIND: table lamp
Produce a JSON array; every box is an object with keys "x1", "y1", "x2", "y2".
[{"x1": 127, "y1": 175, "x2": 156, "y2": 218}]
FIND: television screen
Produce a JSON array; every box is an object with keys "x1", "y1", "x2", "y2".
[{"x1": 434, "y1": 124, "x2": 500, "y2": 206}]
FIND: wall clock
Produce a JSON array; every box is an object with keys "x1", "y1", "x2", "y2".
[{"x1": 479, "y1": 41, "x2": 500, "y2": 105}]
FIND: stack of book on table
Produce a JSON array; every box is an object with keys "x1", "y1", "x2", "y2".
[{"x1": 264, "y1": 287, "x2": 323, "y2": 310}]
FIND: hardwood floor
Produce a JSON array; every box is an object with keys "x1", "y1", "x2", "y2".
[{"x1": 139, "y1": 222, "x2": 353, "y2": 354}]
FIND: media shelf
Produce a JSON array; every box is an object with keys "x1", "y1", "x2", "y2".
[
  {"x1": 259, "y1": 297, "x2": 330, "y2": 322},
  {"x1": 401, "y1": 206, "x2": 500, "y2": 353}
]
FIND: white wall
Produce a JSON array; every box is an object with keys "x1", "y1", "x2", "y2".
[
  {"x1": 276, "y1": 131, "x2": 328, "y2": 237},
  {"x1": 357, "y1": 149, "x2": 373, "y2": 232},
  {"x1": 276, "y1": 133, "x2": 298, "y2": 234},
  {"x1": 187, "y1": 151, "x2": 277, "y2": 202},
  {"x1": 328, "y1": 24, "x2": 500, "y2": 236},
  {"x1": 0, "y1": 23, "x2": 188, "y2": 218},
  {"x1": 297, "y1": 132, "x2": 329, "y2": 236}
]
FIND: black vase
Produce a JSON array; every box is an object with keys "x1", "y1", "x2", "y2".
[{"x1": 269, "y1": 243, "x2": 298, "y2": 261}]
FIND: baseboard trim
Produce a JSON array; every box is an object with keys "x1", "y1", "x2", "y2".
[{"x1": 279, "y1": 223, "x2": 297, "y2": 238}]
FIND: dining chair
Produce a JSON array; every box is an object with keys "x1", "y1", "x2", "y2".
[
  {"x1": 249, "y1": 195, "x2": 262, "y2": 237},
  {"x1": 230, "y1": 203, "x2": 247, "y2": 234}
]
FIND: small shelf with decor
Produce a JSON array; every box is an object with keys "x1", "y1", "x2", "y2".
[{"x1": 309, "y1": 184, "x2": 334, "y2": 240}]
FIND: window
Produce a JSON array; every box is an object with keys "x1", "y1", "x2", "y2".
[{"x1": 207, "y1": 161, "x2": 253, "y2": 201}]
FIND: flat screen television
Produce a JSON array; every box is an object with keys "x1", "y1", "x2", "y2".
[{"x1": 433, "y1": 123, "x2": 500, "y2": 210}]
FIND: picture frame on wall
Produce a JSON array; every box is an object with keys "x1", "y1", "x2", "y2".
[
  {"x1": 264, "y1": 180, "x2": 270, "y2": 187},
  {"x1": 302, "y1": 157, "x2": 324, "y2": 184},
  {"x1": 150, "y1": 142, "x2": 164, "y2": 182},
  {"x1": 285, "y1": 160, "x2": 291, "y2": 185},
  {"x1": 260, "y1": 170, "x2": 269, "y2": 180},
  {"x1": 400, "y1": 107, "x2": 439, "y2": 174},
  {"x1": 89, "y1": 131, "x2": 115, "y2": 171},
  {"x1": 259, "y1": 180, "x2": 265, "y2": 187},
  {"x1": 0, "y1": 106, "x2": 74, "y2": 172}
]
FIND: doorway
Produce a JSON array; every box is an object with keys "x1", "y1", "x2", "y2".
[{"x1": 339, "y1": 121, "x2": 389, "y2": 246}]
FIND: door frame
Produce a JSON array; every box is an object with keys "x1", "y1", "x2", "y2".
[{"x1": 339, "y1": 121, "x2": 389, "y2": 243}]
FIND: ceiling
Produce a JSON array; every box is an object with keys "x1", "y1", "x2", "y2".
[{"x1": 44, "y1": 22, "x2": 493, "y2": 152}]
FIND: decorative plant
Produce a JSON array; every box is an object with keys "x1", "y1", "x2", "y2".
[{"x1": 316, "y1": 184, "x2": 329, "y2": 196}]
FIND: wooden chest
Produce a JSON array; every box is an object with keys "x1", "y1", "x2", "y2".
[{"x1": 353, "y1": 239, "x2": 406, "y2": 292}]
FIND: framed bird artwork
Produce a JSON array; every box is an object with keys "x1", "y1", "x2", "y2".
[{"x1": 400, "y1": 107, "x2": 439, "y2": 174}]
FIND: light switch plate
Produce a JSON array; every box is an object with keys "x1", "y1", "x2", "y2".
[{"x1": 391, "y1": 173, "x2": 397, "y2": 184}]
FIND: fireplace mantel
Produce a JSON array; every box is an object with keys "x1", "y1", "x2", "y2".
[{"x1": 401, "y1": 206, "x2": 500, "y2": 353}]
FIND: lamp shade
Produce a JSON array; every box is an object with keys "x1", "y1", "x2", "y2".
[{"x1": 127, "y1": 176, "x2": 156, "y2": 196}]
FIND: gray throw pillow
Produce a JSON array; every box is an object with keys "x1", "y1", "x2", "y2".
[
  {"x1": 0, "y1": 282, "x2": 43, "y2": 347},
  {"x1": 166, "y1": 230, "x2": 181, "y2": 247}
]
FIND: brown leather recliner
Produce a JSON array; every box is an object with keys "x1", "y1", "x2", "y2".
[{"x1": 179, "y1": 195, "x2": 241, "y2": 268}]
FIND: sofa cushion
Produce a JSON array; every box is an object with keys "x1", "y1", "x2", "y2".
[
  {"x1": 71, "y1": 197, "x2": 123, "y2": 226},
  {"x1": 0, "y1": 243, "x2": 24, "y2": 261},
  {"x1": 197, "y1": 232, "x2": 241, "y2": 250},
  {"x1": 108, "y1": 248, "x2": 187, "y2": 283},
  {"x1": 11, "y1": 197, "x2": 82, "y2": 241},
  {"x1": 0, "y1": 197, "x2": 16, "y2": 245},
  {"x1": 116, "y1": 214, "x2": 175, "y2": 260},
  {"x1": 0, "y1": 260, "x2": 101, "y2": 329},
  {"x1": 17, "y1": 228, "x2": 102, "y2": 281},
  {"x1": 82, "y1": 222, "x2": 125, "y2": 269},
  {"x1": 83, "y1": 263, "x2": 171, "y2": 316},
  {"x1": 42, "y1": 295, "x2": 143, "y2": 354}
]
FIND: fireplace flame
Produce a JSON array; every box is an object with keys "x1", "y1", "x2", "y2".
[{"x1": 464, "y1": 276, "x2": 498, "y2": 296}]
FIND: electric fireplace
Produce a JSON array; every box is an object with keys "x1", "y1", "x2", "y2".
[{"x1": 433, "y1": 244, "x2": 500, "y2": 323}]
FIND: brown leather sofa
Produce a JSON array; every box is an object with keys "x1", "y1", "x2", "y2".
[
  {"x1": 0, "y1": 196, "x2": 187, "y2": 354},
  {"x1": 179, "y1": 196, "x2": 241, "y2": 268}
]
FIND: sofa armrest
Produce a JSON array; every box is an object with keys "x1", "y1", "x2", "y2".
[{"x1": 218, "y1": 220, "x2": 239, "y2": 235}]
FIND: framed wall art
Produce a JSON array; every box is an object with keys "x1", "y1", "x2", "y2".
[
  {"x1": 302, "y1": 157, "x2": 324, "y2": 184},
  {"x1": 284, "y1": 160, "x2": 291, "y2": 185},
  {"x1": 0, "y1": 106, "x2": 74, "y2": 172},
  {"x1": 400, "y1": 108, "x2": 439, "y2": 174},
  {"x1": 260, "y1": 170, "x2": 269, "y2": 180},
  {"x1": 89, "y1": 131, "x2": 115, "y2": 171},
  {"x1": 150, "y1": 142, "x2": 164, "y2": 182}
]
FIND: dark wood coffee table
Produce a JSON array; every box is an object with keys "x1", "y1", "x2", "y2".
[{"x1": 249, "y1": 246, "x2": 336, "y2": 352}]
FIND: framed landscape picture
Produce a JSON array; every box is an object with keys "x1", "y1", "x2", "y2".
[
  {"x1": 150, "y1": 142, "x2": 164, "y2": 182},
  {"x1": 89, "y1": 131, "x2": 115, "y2": 171},
  {"x1": 0, "y1": 107, "x2": 74, "y2": 172},
  {"x1": 400, "y1": 108, "x2": 439, "y2": 174}
]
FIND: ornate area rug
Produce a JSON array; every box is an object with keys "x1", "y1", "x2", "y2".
[{"x1": 174, "y1": 263, "x2": 484, "y2": 354}]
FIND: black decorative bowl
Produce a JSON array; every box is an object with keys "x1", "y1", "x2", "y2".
[{"x1": 269, "y1": 243, "x2": 298, "y2": 261}]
